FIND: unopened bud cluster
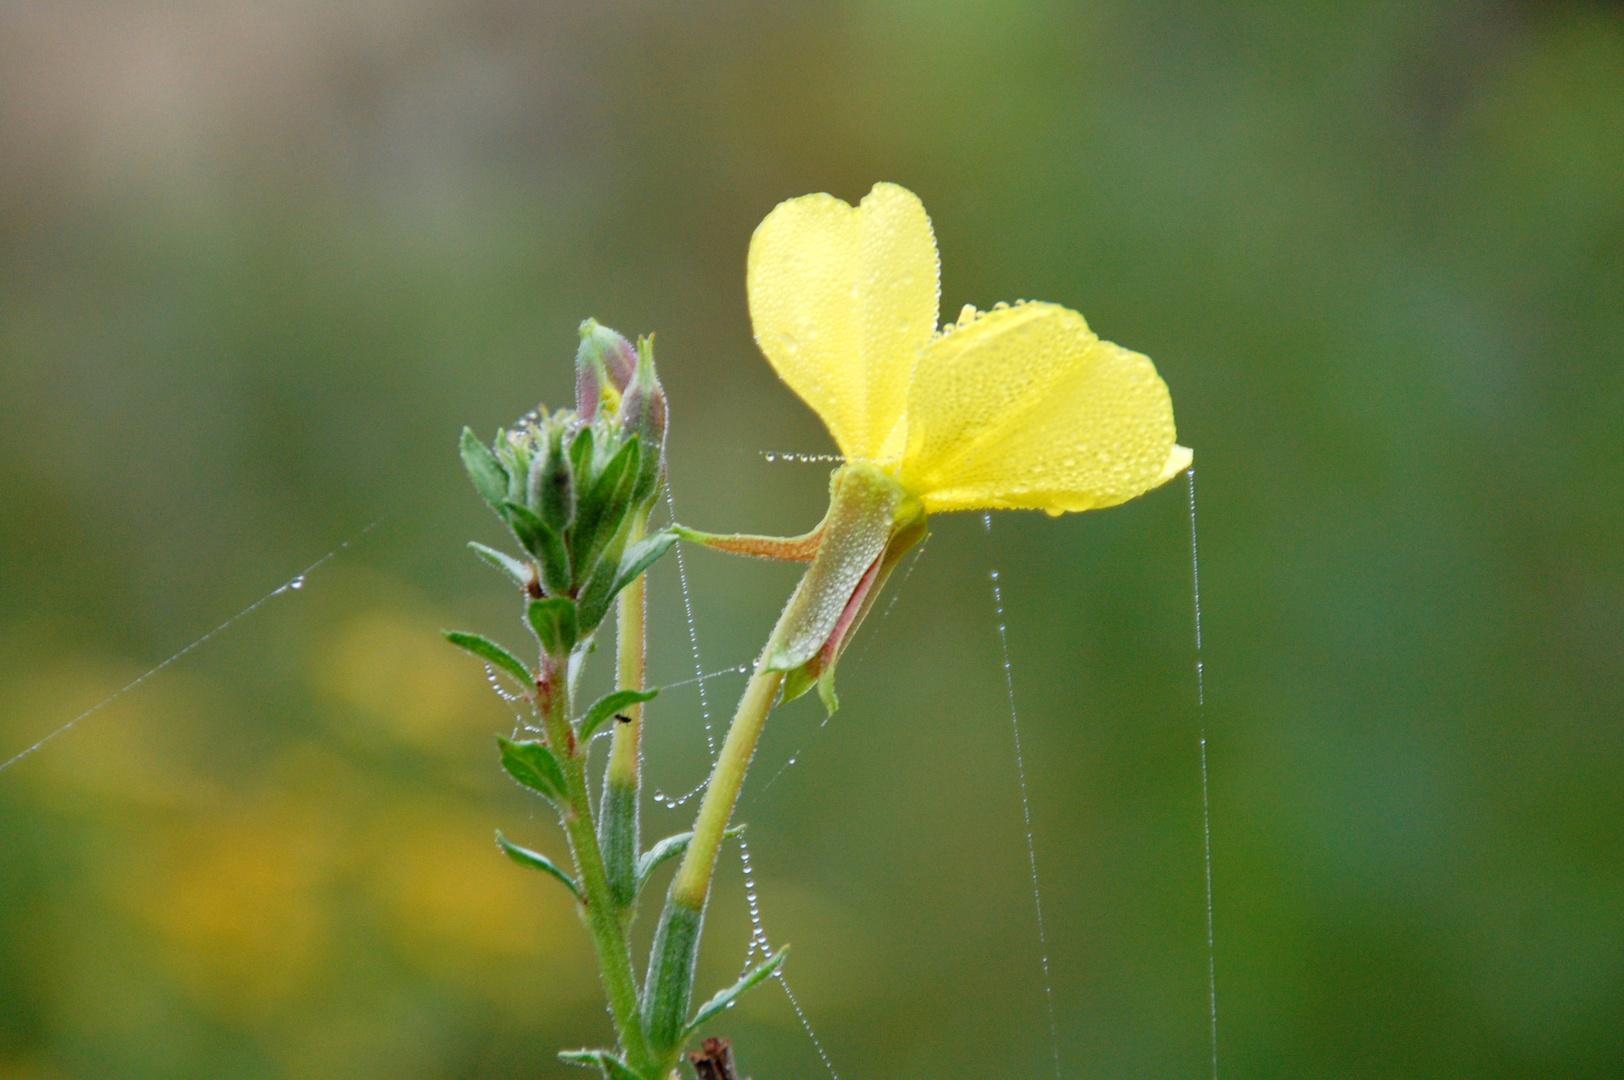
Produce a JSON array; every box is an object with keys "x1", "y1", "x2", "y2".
[{"x1": 459, "y1": 320, "x2": 674, "y2": 654}]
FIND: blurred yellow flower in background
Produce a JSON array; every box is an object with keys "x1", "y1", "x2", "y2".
[{"x1": 748, "y1": 182, "x2": 1191, "y2": 515}]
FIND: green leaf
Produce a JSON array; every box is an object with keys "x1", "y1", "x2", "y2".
[
  {"x1": 684, "y1": 946, "x2": 788, "y2": 1037},
  {"x1": 557, "y1": 1050, "x2": 640, "y2": 1080},
  {"x1": 534, "y1": 426, "x2": 575, "y2": 531},
  {"x1": 568, "y1": 425, "x2": 595, "y2": 483},
  {"x1": 495, "y1": 830, "x2": 579, "y2": 900},
  {"x1": 556, "y1": 1049, "x2": 600, "y2": 1069},
  {"x1": 573, "y1": 549, "x2": 623, "y2": 636},
  {"x1": 527, "y1": 597, "x2": 580, "y2": 656},
  {"x1": 614, "y1": 529, "x2": 678, "y2": 595},
  {"x1": 468, "y1": 542, "x2": 533, "y2": 590},
  {"x1": 636, "y1": 831, "x2": 691, "y2": 894},
  {"x1": 578, "y1": 687, "x2": 659, "y2": 742},
  {"x1": 460, "y1": 427, "x2": 509, "y2": 508},
  {"x1": 635, "y1": 824, "x2": 743, "y2": 896},
  {"x1": 576, "y1": 524, "x2": 674, "y2": 635},
  {"x1": 502, "y1": 502, "x2": 571, "y2": 593},
  {"x1": 443, "y1": 630, "x2": 532, "y2": 688},
  {"x1": 497, "y1": 737, "x2": 566, "y2": 801},
  {"x1": 571, "y1": 437, "x2": 640, "y2": 585}
]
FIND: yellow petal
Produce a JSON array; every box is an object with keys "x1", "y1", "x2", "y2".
[
  {"x1": 898, "y1": 302, "x2": 1181, "y2": 514},
  {"x1": 746, "y1": 183, "x2": 940, "y2": 460}
]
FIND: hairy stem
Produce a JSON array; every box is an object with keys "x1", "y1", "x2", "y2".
[
  {"x1": 643, "y1": 663, "x2": 783, "y2": 1060},
  {"x1": 670, "y1": 664, "x2": 784, "y2": 908},
  {"x1": 610, "y1": 512, "x2": 648, "y2": 787},
  {"x1": 540, "y1": 654, "x2": 651, "y2": 1071},
  {"x1": 601, "y1": 512, "x2": 648, "y2": 911}
]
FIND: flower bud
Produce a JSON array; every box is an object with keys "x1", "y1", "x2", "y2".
[
  {"x1": 529, "y1": 418, "x2": 575, "y2": 532},
  {"x1": 620, "y1": 335, "x2": 668, "y2": 502},
  {"x1": 575, "y1": 319, "x2": 638, "y2": 420}
]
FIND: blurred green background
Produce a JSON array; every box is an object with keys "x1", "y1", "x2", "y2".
[{"x1": 2, "y1": 2, "x2": 1621, "y2": 1078}]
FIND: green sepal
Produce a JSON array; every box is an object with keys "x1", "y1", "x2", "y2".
[
  {"x1": 495, "y1": 830, "x2": 580, "y2": 901},
  {"x1": 468, "y1": 542, "x2": 534, "y2": 591},
  {"x1": 779, "y1": 661, "x2": 828, "y2": 713},
  {"x1": 557, "y1": 1050, "x2": 640, "y2": 1080},
  {"x1": 443, "y1": 630, "x2": 532, "y2": 689},
  {"x1": 571, "y1": 436, "x2": 641, "y2": 586},
  {"x1": 623, "y1": 335, "x2": 668, "y2": 505},
  {"x1": 773, "y1": 465, "x2": 928, "y2": 715},
  {"x1": 579, "y1": 687, "x2": 659, "y2": 742},
  {"x1": 497, "y1": 737, "x2": 567, "y2": 802},
  {"x1": 764, "y1": 464, "x2": 904, "y2": 671},
  {"x1": 503, "y1": 502, "x2": 571, "y2": 594},
  {"x1": 684, "y1": 946, "x2": 788, "y2": 1037},
  {"x1": 636, "y1": 824, "x2": 743, "y2": 897},
  {"x1": 641, "y1": 899, "x2": 703, "y2": 1054},
  {"x1": 527, "y1": 597, "x2": 580, "y2": 657},
  {"x1": 672, "y1": 523, "x2": 823, "y2": 562},
  {"x1": 459, "y1": 426, "x2": 509, "y2": 509}
]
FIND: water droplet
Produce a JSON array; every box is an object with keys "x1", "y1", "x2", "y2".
[
  {"x1": 653, "y1": 791, "x2": 666, "y2": 803},
  {"x1": 764, "y1": 453, "x2": 776, "y2": 462},
  {"x1": 290, "y1": 576, "x2": 304, "y2": 590}
]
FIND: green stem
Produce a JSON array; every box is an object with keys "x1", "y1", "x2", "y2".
[
  {"x1": 642, "y1": 664, "x2": 782, "y2": 1062},
  {"x1": 611, "y1": 515, "x2": 648, "y2": 786},
  {"x1": 671, "y1": 664, "x2": 783, "y2": 909},
  {"x1": 540, "y1": 654, "x2": 652, "y2": 1072},
  {"x1": 601, "y1": 513, "x2": 647, "y2": 910}
]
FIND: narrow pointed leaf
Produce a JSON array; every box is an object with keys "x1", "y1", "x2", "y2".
[
  {"x1": 503, "y1": 502, "x2": 570, "y2": 592},
  {"x1": 459, "y1": 426, "x2": 509, "y2": 508},
  {"x1": 614, "y1": 529, "x2": 678, "y2": 596},
  {"x1": 443, "y1": 630, "x2": 532, "y2": 688},
  {"x1": 637, "y1": 831, "x2": 692, "y2": 894},
  {"x1": 577, "y1": 524, "x2": 674, "y2": 634},
  {"x1": 557, "y1": 1050, "x2": 640, "y2": 1080},
  {"x1": 557, "y1": 1049, "x2": 601, "y2": 1069},
  {"x1": 684, "y1": 946, "x2": 789, "y2": 1036},
  {"x1": 571, "y1": 437, "x2": 640, "y2": 582},
  {"x1": 578, "y1": 687, "x2": 659, "y2": 742},
  {"x1": 568, "y1": 425, "x2": 595, "y2": 483},
  {"x1": 497, "y1": 737, "x2": 566, "y2": 801},
  {"x1": 573, "y1": 546, "x2": 623, "y2": 635},
  {"x1": 635, "y1": 824, "x2": 743, "y2": 897},
  {"x1": 468, "y1": 542, "x2": 534, "y2": 590},
  {"x1": 495, "y1": 831, "x2": 580, "y2": 900},
  {"x1": 527, "y1": 597, "x2": 580, "y2": 656}
]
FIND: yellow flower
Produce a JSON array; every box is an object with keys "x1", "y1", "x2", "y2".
[{"x1": 748, "y1": 182, "x2": 1190, "y2": 516}]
